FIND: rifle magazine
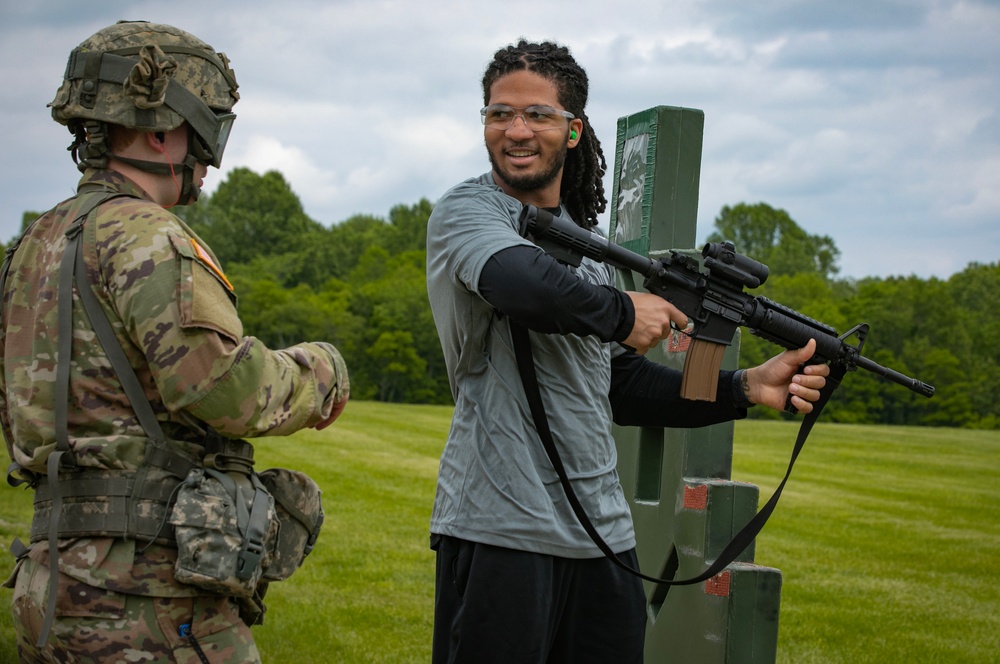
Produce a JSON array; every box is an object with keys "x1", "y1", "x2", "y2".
[{"x1": 680, "y1": 339, "x2": 726, "y2": 401}]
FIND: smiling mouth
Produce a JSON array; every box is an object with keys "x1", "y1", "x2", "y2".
[{"x1": 506, "y1": 147, "x2": 538, "y2": 159}]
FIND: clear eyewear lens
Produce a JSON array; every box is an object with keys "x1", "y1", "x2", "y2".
[
  {"x1": 192, "y1": 113, "x2": 236, "y2": 168},
  {"x1": 212, "y1": 113, "x2": 236, "y2": 166},
  {"x1": 480, "y1": 105, "x2": 574, "y2": 131}
]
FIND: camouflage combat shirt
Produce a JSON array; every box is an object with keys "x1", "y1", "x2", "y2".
[{"x1": 0, "y1": 168, "x2": 348, "y2": 596}]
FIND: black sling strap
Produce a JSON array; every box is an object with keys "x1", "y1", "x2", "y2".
[{"x1": 509, "y1": 318, "x2": 846, "y2": 587}]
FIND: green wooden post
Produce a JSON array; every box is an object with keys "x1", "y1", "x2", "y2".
[{"x1": 609, "y1": 106, "x2": 782, "y2": 663}]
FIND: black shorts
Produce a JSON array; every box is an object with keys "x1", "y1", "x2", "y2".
[{"x1": 432, "y1": 535, "x2": 646, "y2": 664}]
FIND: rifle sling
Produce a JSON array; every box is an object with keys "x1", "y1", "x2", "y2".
[{"x1": 509, "y1": 318, "x2": 846, "y2": 587}]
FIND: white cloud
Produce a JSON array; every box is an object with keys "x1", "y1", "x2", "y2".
[{"x1": 2, "y1": 0, "x2": 997, "y2": 278}]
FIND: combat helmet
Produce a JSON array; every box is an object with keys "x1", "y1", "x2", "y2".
[{"x1": 49, "y1": 20, "x2": 239, "y2": 200}]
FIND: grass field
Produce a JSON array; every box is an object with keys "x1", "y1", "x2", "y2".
[
  {"x1": 730, "y1": 420, "x2": 999, "y2": 663},
  {"x1": 0, "y1": 401, "x2": 997, "y2": 662}
]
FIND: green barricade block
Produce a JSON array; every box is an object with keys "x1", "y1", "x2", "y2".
[{"x1": 609, "y1": 106, "x2": 781, "y2": 663}]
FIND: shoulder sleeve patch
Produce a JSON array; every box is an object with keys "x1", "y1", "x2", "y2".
[
  {"x1": 169, "y1": 235, "x2": 243, "y2": 343},
  {"x1": 190, "y1": 238, "x2": 234, "y2": 292}
]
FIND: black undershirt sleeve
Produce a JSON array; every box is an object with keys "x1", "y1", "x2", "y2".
[
  {"x1": 478, "y1": 245, "x2": 634, "y2": 343},
  {"x1": 609, "y1": 352, "x2": 748, "y2": 428},
  {"x1": 480, "y1": 244, "x2": 750, "y2": 428}
]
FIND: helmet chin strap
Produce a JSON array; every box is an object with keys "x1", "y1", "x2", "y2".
[
  {"x1": 111, "y1": 153, "x2": 200, "y2": 206},
  {"x1": 108, "y1": 130, "x2": 204, "y2": 205}
]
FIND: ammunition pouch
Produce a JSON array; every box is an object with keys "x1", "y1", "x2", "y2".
[
  {"x1": 169, "y1": 436, "x2": 324, "y2": 597},
  {"x1": 170, "y1": 467, "x2": 277, "y2": 597},
  {"x1": 170, "y1": 436, "x2": 272, "y2": 597},
  {"x1": 258, "y1": 468, "x2": 324, "y2": 582}
]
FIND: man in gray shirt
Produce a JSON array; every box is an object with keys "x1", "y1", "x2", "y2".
[{"x1": 426, "y1": 40, "x2": 829, "y2": 664}]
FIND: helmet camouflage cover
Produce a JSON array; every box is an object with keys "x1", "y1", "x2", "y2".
[{"x1": 49, "y1": 20, "x2": 239, "y2": 168}]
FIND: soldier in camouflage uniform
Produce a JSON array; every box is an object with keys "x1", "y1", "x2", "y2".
[{"x1": 0, "y1": 21, "x2": 349, "y2": 663}]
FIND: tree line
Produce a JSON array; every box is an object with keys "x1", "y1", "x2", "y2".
[
  {"x1": 708, "y1": 204, "x2": 997, "y2": 429},
  {"x1": 13, "y1": 167, "x2": 998, "y2": 428}
]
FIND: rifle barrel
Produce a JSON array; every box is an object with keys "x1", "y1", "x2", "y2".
[{"x1": 854, "y1": 355, "x2": 936, "y2": 397}]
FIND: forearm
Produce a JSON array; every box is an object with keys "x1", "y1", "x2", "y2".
[
  {"x1": 479, "y1": 245, "x2": 633, "y2": 342},
  {"x1": 184, "y1": 338, "x2": 349, "y2": 437},
  {"x1": 609, "y1": 351, "x2": 749, "y2": 428}
]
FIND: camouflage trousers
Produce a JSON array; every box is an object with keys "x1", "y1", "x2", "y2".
[{"x1": 10, "y1": 556, "x2": 261, "y2": 663}]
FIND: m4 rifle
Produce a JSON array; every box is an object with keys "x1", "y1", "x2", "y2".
[{"x1": 519, "y1": 205, "x2": 935, "y2": 402}]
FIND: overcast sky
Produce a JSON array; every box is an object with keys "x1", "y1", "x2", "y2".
[{"x1": 2, "y1": 0, "x2": 997, "y2": 279}]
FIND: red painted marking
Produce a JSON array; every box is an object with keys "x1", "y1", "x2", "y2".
[
  {"x1": 683, "y1": 484, "x2": 708, "y2": 510},
  {"x1": 705, "y1": 571, "x2": 731, "y2": 597}
]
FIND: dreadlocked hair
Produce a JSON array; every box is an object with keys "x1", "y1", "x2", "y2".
[{"x1": 482, "y1": 40, "x2": 607, "y2": 229}]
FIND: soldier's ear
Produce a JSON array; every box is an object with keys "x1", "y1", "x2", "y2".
[{"x1": 145, "y1": 131, "x2": 167, "y2": 153}]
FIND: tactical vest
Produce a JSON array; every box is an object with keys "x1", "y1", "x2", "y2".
[
  {"x1": 0, "y1": 189, "x2": 202, "y2": 541},
  {"x1": 0, "y1": 189, "x2": 267, "y2": 644}
]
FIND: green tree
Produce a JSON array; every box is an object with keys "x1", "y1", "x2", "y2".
[
  {"x1": 343, "y1": 247, "x2": 448, "y2": 403},
  {"x1": 944, "y1": 262, "x2": 1000, "y2": 428},
  {"x1": 384, "y1": 199, "x2": 432, "y2": 255},
  {"x1": 180, "y1": 168, "x2": 326, "y2": 266},
  {"x1": 316, "y1": 199, "x2": 433, "y2": 284},
  {"x1": 367, "y1": 331, "x2": 428, "y2": 402},
  {"x1": 227, "y1": 270, "x2": 357, "y2": 351},
  {"x1": 707, "y1": 202, "x2": 840, "y2": 279},
  {"x1": 948, "y1": 262, "x2": 1000, "y2": 351}
]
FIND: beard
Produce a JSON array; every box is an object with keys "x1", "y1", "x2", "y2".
[{"x1": 487, "y1": 141, "x2": 568, "y2": 194}]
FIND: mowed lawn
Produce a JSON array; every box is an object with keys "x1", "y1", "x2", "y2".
[
  {"x1": 0, "y1": 401, "x2": 997, "y2": 662},
  {"x1": 730, "y1": 420, "x2": 999, "y2": 663}
]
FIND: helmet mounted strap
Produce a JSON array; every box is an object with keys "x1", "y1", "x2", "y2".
[{"x1": 110, "y1": 151, "x2": 200, "y2": 205}]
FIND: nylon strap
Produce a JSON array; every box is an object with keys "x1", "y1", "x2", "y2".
[
  {"x1": 103, "y1": 44, "x2": 238, "y2": 89},
  {"x1": 38, "y1": 451, "x2": 67, "y2": 647},
  {"x1": 54, "y1": 224, "x2": 80, "y2": 459},
  {"x1": 203, "y1": 468, "x2": 270, "y2": 581},
  {"x1": 36, "y1": 192, "x2": 119, "y2": 647},
  {"x1": 509, "y1": 318, "x2": 846, "y2": 587},
  {"x1": 238, "y1": 474, "x2": 272, "y2": 581},
  {"x1": 72, "y1": 225, "x2": 166, "y2": 443}
]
